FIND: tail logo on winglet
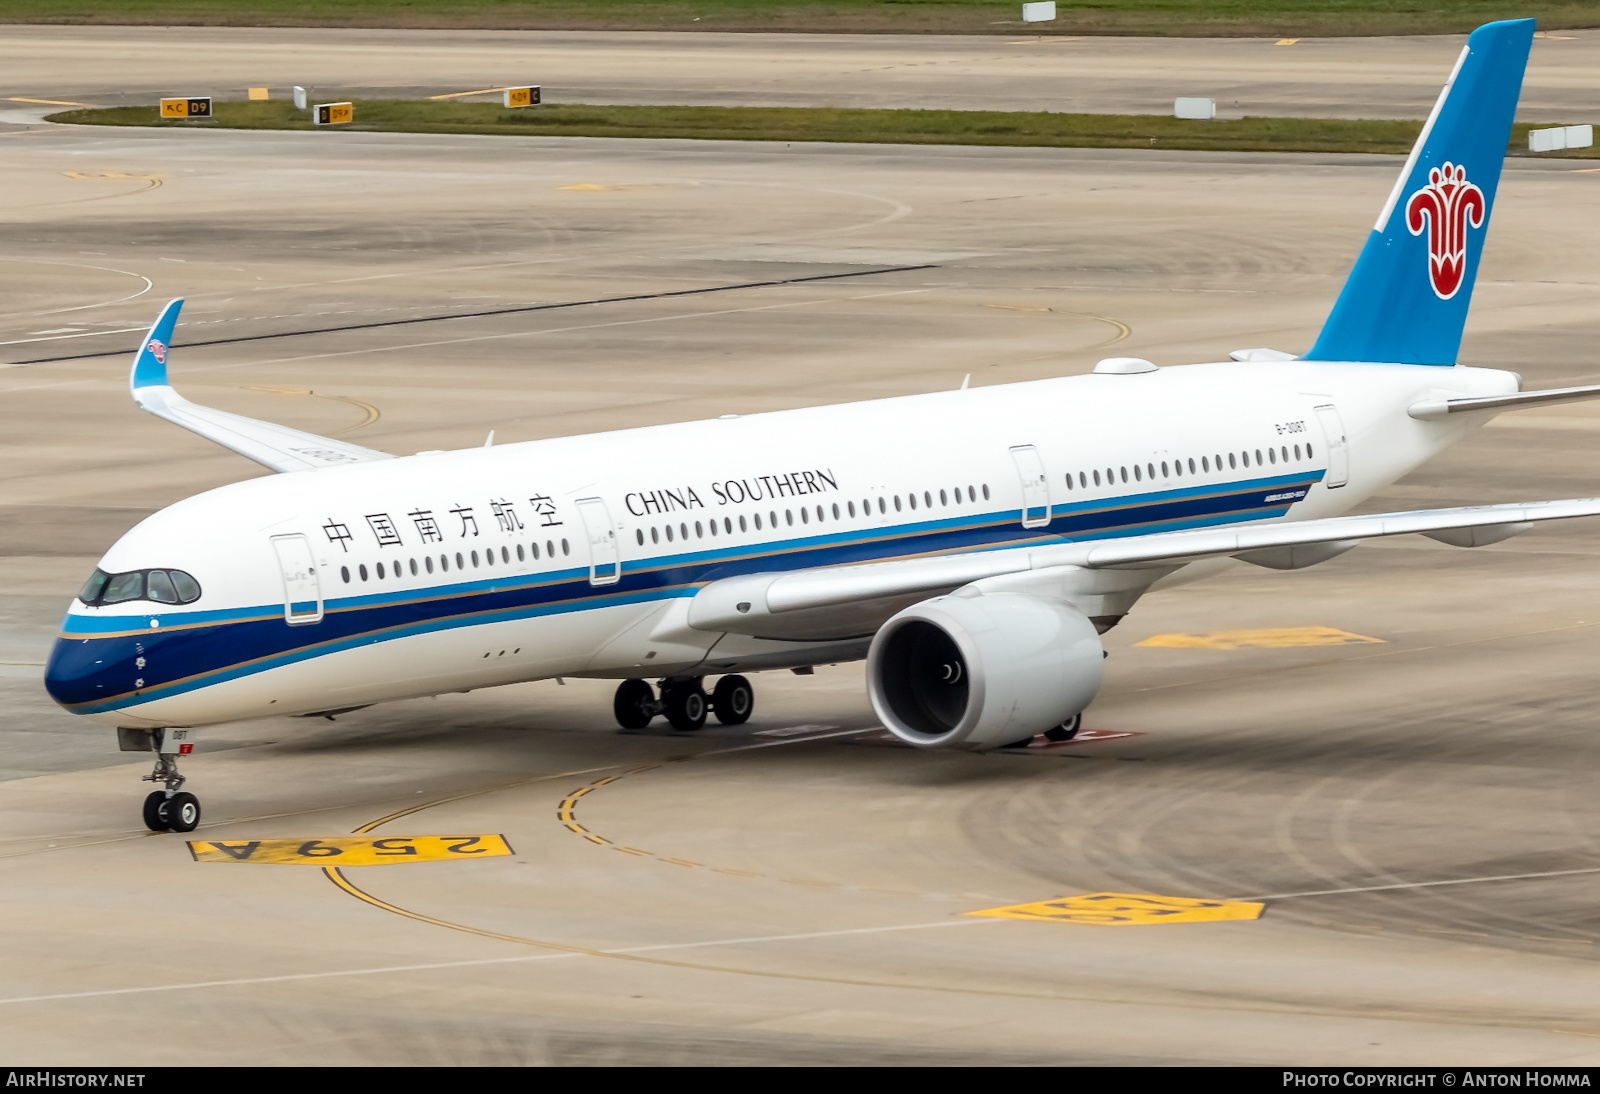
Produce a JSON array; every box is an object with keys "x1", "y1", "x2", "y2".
[
  {"x1": 145, "y1": 339, "x2": 168, "y2": 365},
  {"x1": 1405, "y1": 162, "x2": 1486, "y2": 300}
]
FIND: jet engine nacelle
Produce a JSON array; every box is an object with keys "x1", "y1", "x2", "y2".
[{"x1": 866, "y1": 591, "x2": 1104, "y2": 750}]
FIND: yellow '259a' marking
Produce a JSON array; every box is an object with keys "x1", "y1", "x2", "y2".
[
  {"x1": 1136, "y1": 626, "x2": 1382, "y2": 650},
  {"x1": 968, "y1": 892, "x2": 1263, "y2": 925},
  {"x1": 188, "y1": 835, "x2": 513, "y2": 866}
]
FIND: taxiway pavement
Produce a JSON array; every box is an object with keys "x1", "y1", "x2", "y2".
[{"x1": 1, "y1": 25, "x2": 1597, "y2": 120}]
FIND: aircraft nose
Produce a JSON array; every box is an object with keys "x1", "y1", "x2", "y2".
[{"x1": 43, "y1": 635, "x2": 106, "y2": 711}]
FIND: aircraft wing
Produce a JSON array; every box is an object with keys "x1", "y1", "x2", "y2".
[
  {"x1": 129, "y1": 299, "x2": 395, "y2": 473},
  {"x1": 1072, "y1": 497, "x2": 1600, "y2": 568},
  {"x1": 688, "y1": 497, "x2": 1600, "y2": 636}
]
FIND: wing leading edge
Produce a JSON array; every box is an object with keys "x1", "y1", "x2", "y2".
[
  {"x1": 687, "y1": 497, "x2": 1600, "y2": 636},
  {"x1": 130, "y1": 299, "x2": 394, "y2": 473}
]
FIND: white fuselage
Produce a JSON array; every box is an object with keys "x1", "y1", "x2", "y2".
[{"x1": 44, "y1": 360, "x2": 1515, "y2": 729}]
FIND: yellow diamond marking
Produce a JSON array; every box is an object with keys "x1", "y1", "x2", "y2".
[
  {"x1": 968, "y1": 892, "x2": 1264, "y2": 925},
  {"x1": 1136, "y1": 626, "x2": 1382, "y2": 650}
]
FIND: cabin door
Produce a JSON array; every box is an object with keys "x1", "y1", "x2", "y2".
[
  {"x1": 576, "y1": 497, "x2": 621, "y2": 586},
  {"x1": 271, "y1": 534, "x2": 323, "y2": 625},
  {"x1": 1009, "y1": 444, "x2": 1052, "y2": 528},
  {"x1": 1313, "y1": 404, "x2": 1349, "y2": 489}
]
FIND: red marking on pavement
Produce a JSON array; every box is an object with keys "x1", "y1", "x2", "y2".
[{"x1": 853, "y1": 728, "x2": 1142, "y2": 750}]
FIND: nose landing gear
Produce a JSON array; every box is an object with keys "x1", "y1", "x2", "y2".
[
  {"x1": 611, "y1": 674, "x2": 755, "y2": 732},
  {"x1": 125, "y1": 727, "x2": 202, "y2": 833},
  {"x1": 142, "y1": 787, "x2": 201, "y2": 833}
]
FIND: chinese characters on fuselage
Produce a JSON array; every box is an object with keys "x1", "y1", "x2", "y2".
[{"x1": 322, "y1": 495, "x2": 565, "y2": 551}]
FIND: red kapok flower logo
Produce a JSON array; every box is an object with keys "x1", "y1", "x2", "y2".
[
  {"x1": 1405, "y1": 161, "x2": 1486, "y2": 301},
  {"x1": 145, "y1": 339, "x2": 167, "y2": 364}
]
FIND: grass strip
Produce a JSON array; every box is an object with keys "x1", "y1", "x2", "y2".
[
  {"x1": 46, "y1": 100, "x2": 1600, "y2": 159},
  {"x1": 5, "y1": 0, "x2": 1599, "y2": 37}
]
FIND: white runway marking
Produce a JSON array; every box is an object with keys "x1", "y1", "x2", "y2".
[
  {"x1": 0, "y1": 917, "x2": 995, "y2": 1007},
  {"x1": 1245, "y1": 865, "x2": 1600, "y2": 902}
]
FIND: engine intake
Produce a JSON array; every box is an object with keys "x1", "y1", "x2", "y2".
[{"x1": 867, "y1": 591, "x2": 1104, "y2": 750}]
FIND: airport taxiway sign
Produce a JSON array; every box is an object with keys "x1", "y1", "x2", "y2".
[
  {"x1": 314, "y1": 102, "x2": 354, "y2": 126},
  {"x1": 160, "y1": 97, "x2": 212, "y2": 119}
]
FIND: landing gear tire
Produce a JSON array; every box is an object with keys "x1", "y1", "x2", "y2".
[
  {"x1": 142, "y1": 791, "x2": 171, "y2": 832},
  {"x1": 139, "y1": 742, "x2": 198, "y2": 832},
  {"x1": 162, "y1": 791, "x2": 201, "y2": 833},
  {"x1": 613, "y1": 678, "x2": 657, "y2": 730},
  {"x1": 711, "y1": 675, "x2": 754, "y2": 725},
  {"x1": 1045, "y1": 712, "x2": 1083, "y2": 743},
  {"x1": 662, "y1": 679, "x2": 708, "y2": 732}
]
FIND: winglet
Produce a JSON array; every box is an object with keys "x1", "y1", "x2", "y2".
[
  {"x1": 121, "y1": 297, "x2": 394, "y2": 473},
  {"x1": 130, "y1": 298, "x2": 183, "y2": 396}
]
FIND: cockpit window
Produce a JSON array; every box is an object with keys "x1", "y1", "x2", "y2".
[
  {"x1": 78, "y1": 568, "x2": 201, "y2": 607},
  {"x1": 102, "y1": 572, "x2": 145, "y2": 604},
  {"x1": 78, "y1": 570, "x2": 108, "y2": 604},
  {"x1": 146, "y1": 570, "x2": 178, "y2": 604},
  {"x1": 170, "y1": 571, "x2": 200, "y2": 601}
]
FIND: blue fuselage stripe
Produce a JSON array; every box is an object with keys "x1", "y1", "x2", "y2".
[{"x1": 46, "y1": 472, "x2": 1319, "y2": 713}]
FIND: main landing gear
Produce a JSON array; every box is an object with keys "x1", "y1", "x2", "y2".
[
  {"x1": 1001, "y1": 712, "x2": 1083, "y2": 751},
  {"x1": 123, "y1": 727, "x2": 202, "y2": 833},
  {"x1": 613, "y1": 675, "x2": 755, "y2": 732}
]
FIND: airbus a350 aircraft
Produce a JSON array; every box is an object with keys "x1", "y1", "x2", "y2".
[{"x1": 43, "y1": 19, "x2": 1600, "y2": 833}]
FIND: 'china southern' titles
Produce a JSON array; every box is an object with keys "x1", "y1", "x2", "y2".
[{"x1": 626, "y1": 469, "x2": 839, "y2": 517}]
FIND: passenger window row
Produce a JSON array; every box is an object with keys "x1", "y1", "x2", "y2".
[
  {"x1": 633, "y1": 484, "x2": 994, "y2": 548},
  {"x1": 1063, "y1": 443, "x2": 1314, "y2": 491},
  {"x1": 339, "y1": 538, "x2": 571, "y2": 585}
]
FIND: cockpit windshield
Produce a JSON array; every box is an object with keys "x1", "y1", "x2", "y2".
[{"x1": 78, "y1": 568, "x2": 202, "y2": 606}]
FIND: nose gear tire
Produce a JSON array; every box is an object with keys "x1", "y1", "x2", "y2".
[
  {"x1": 142, "y1": 791, "x2": 172, "y2": 832},
  {"x1": 162, "y1": 791, "x2": 201, "y2": 833}
]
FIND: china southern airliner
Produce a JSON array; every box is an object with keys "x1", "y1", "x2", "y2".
[{"x1": 44, "y1": 20, "x2": 1600, "y2": 833}]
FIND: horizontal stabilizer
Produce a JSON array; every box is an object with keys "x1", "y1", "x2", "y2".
[
  {"x1": 130, "y1": 299, "x2": 394, "y2": 474},
  {"x1": 1228, "y1": 348, "x2": 1298, "y2": 363},
  {"x1": 1409, "y1": 383, "x2": 1600, "y2": 420}
]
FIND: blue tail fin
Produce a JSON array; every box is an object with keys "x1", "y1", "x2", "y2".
[{"x1": 1301, "y1": 19, "x2": 1533, "y2": 366}]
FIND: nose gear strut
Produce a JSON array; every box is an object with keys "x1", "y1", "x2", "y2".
[{"x1": 131, "y1": 728, "x2": 202, "y2": 834}]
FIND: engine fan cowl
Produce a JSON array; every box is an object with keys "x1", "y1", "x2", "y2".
[{"x1": 866, "y1": 591, "x2": 1104, "y2": 751}]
